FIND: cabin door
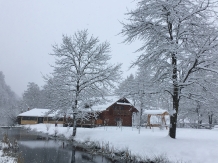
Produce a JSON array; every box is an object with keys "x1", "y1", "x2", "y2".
[{"x1": 38, "y1": 117, "x2": 43, "y2": 123}]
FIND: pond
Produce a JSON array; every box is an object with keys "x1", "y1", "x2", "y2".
[{"x1": 0, "y1": 128, "x2": 112, "y2": 163}]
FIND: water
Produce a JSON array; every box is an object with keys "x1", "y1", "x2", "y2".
[{"x1": 0, "y1": 128, "x2": 112, "y2": 163}]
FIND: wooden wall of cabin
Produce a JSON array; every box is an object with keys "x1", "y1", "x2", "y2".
[
  {"x1": 20, "y1": 116, "x2": 38, "y2": 125},
  {"x1": 43, "y1": 117, "x2": 64, "y2": 124},
  {"x1": 20, "y1": 116, "x2": 64, "y2": 125},
  {"x1": 99, "y1": 103, "x2": 136, "y2": 126}
]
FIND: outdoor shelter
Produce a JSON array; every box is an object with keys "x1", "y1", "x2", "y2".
[{"x1": 144, "y1": 110, "x2": 169, "y2": 129}]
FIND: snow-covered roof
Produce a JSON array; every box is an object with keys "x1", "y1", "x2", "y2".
[
  {"x1": 90, "y1": 96, "x2": 134, "y2": 111},
  {"x1": 116, "y1": 102, "x2": 132, "y2": 106},
  {"x1": 18, "y1": 108, "x2": 62, "y2": 117},
  {"x1": 18, "y1": 96, "x2": 135, "y2": 116},
  {"x1": 144, "y1": 109, "x2": 169, "y2": 115}
]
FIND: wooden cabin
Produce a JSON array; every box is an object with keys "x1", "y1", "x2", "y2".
[
  {"x1": 17, "y1": 108, "x2": 64, "y2": 125},
  {"x1": 99, "y1": 98, "x2": 138, "y2": 126},
  {"x1": 144, "y1": 110, "x2": 169, "y2": 129},
  {"x1": 69, "y1": 97, "x2": 138, "y2": 127}
]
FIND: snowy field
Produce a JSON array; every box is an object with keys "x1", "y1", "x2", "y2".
[{"x1": 24, "y1": 124, "x2": 218, "y2": 163}]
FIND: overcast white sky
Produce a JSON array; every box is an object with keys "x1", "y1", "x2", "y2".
[{"x1": 0, "y1": 0, "x2": 141, "y2": 96}]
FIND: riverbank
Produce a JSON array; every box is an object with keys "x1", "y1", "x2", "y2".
[
  {"x1": 0, "y1": 142, "x2": 16, "y2": 163},
  {"x1": 23, "y1": 124, "x2": 218, "y2": 163}
]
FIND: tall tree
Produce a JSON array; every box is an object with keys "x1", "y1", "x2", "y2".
[
  {"x1": 42, "y1": 76, "x2": 75, "y2": 112},
  {"x1": 0, "y1": 71, "x2": 19, "y2": 125},
  {"x1": 22, "y1": 82, "x2": 42, "y2": 109},
  {"x1": 48, "y1": 30, "x2": 121, "y2": 137},
  {"x1": 121, "y1": 0, "x2": 218, "y2": 138},
  {"x1": 198, "y1": 73, "x2": 218, "y2": 127},
  {"x1": 115, "y1": 74, "x2": 138, "y2": 105},
  {"x1": 178, "y1": 71, "x2": 218, "y2": 128}
]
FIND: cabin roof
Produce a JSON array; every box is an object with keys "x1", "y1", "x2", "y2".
[
  {"x1": 18, "y1": 108, "x2": 59, "y2": 117},
  {"x1": 116, "y1": 102, "x2": 132, "y2": 106},
  {"x1": 18, "y1": 96, "x2": 136, "y2": 116},
  {"x1": 90, "y1": 96, "x2": 134, "y2": 111},
  {"x1": 144, "y1": 109, "x2": 169, "y2": 115}
]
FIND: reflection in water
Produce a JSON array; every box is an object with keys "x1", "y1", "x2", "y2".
[
  {"x1": 71, "y1": 146, "x2": 75, "y2": 163},
  {"x1": 19, "y1": 140, "x2": 72, "y2": 163},
  {"x1": 0, "y1": 128, "x2": 112, "y2": 163}
]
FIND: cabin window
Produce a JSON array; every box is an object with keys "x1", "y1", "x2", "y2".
[
  {"x1": 48, "y1": 117, "x2": 55, "y2": 121},
  {"x1": 47, "y1": 117, "x2": 63, "y2": 121},
  {"x1": 22, "y1": 117, "x2": 37, "y2": 121}
]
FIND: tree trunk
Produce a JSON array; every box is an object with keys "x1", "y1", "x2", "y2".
[
  {"x1": 169, "y1": 90, "x2": 178, "y2": 138},
  {"x1": 169, "y1": 112, "x2": 178, "y2": 138},
  {"x1": 169, "y1": 52, "x2": 179, "y2": 139},
  {"x1": 71, "y1": 145, "x2": 76, "y2": 163},
  {"x1": 72, "y1": 83, "x2": 79, "y2": 137},
  {"x1": 209, "y1": 114, "x2": 213, "y2": 129},
  {"x1": 72, "y1": 114, "x2": 77, "y2": 137}
]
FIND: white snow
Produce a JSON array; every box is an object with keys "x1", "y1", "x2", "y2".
[
  {"x1": 23, "y1": 124, "x2": 218, "y2": 163},
  {"x1": 144, "y1": 109, "x2": 168, "y2": 115},
  {"x1": 17, "y1": 108, "x2": 63, "y2": 117},
  {"x1": 116, "y1": 102, "x2": 132, "y2": 105},
  {"x1": 18, "y1": 108, "x2": 50, "y2": 117},
  {"x1": 213, "y1": 125, "x2": 218, "y2": 130},
  {"x1": 0, "y1": 142, "x2": 16, "y2": 163}
]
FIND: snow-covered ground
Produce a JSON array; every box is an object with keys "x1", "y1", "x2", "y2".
[
  {"x1": 0, "y1": 143, "x2": 16, "y2": 163},
  {"x1": 24, "y1": 124, "x2": 218, "y2": 163}
]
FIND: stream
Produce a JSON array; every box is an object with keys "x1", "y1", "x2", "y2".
[{"x1": 0, "y1": 127, "x2": 113, "y2": 163}]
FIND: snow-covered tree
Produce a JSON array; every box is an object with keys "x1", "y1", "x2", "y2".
[
  {"x1": 115, "y1": 74, "x2": 138, "y2": 105},
  {"x1": 116, "y1": 63, "x2": 171, "y2": 109},
  {"x1": 178, "y1": 71, "x2": 218, "y2": 128},
  {"x1": 40, "y1": 77, "x2": 70, "y2": 110},
  {"x1": 121, "y1": 0, "x2": 218, "y2": 138},
  {"x1": 198, "y1": 74, "x2": 218, "y2": 127},
  {"x1": 47, "y1": 30, "x2": 121, "y2": 136},
  {"x1": 0, "y1": 71, "x2": 19, "y2": 125},
  {"x1": 115, "y1": 65, "x2": 160, "y2": 133},
  {"x1": 22, "y1": 82, "x2": 42, "y2": 109}
]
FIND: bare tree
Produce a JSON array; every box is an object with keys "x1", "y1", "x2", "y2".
[
  {"x1": 121, "y1": 0, "x2": 218, "y2": 138},
  {"x1": 47, "y1": 30, "x2": 121, "y2": 137}
]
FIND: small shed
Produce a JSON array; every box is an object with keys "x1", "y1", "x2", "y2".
[{"x1": 144, "y1": 110, "x2": 169, "y2": 129}]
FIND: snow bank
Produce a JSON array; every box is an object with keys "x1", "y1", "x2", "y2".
[
  {"x1": 0, "y1": 142, "x2": 16, "y2": 163},
  {"x1": 24, "y1": 124, "x2": 218, "y2": 163}
]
